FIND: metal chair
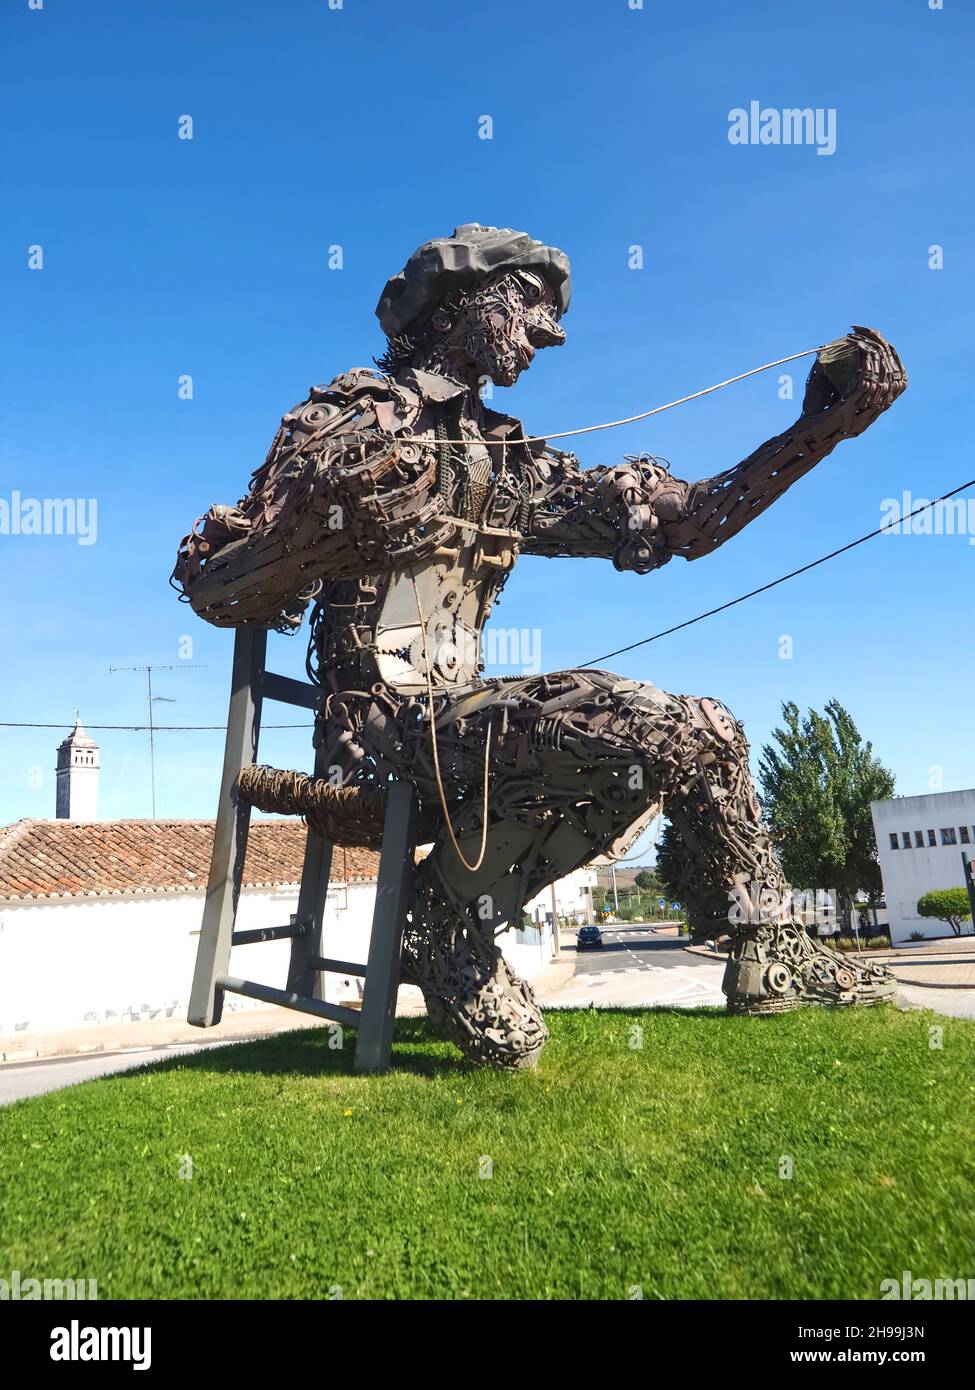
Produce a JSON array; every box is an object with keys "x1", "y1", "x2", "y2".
[{"x1": 187, "y1": 627, "x2": 417, "y2": 1073}]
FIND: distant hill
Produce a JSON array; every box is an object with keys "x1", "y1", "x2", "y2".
[{"x1": 594, "y1": 863, "x2": 660, "y2": 891}]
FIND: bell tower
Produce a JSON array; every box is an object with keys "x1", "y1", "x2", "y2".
[{"x1": 55, "y1": 715, "x2": 100, "y2": 820}]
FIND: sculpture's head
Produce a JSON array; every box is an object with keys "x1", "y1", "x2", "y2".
[{"x1": 375, "y1": 223, "x2": 571, "y2": 387}]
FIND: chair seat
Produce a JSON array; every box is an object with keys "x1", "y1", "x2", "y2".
[{"x1": 238, "y1": 764, "x2": 386, "y2": 848}]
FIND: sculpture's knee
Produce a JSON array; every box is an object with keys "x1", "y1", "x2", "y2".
[
  {"x1": 575, "y1": 675, "x2": 687, "y2": 760},
  {"x1": 594, "y1": 683, "x2": 750, "y2": 786},
  {"x1": 686, "y1": 694, "x2": 749, "y2": 756}
]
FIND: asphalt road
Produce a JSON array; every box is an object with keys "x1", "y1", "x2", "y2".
[
  {"x1": 557, "y1": 928, "x2": 975, "y2": 1020},
  {"x1": 549, "y1": 926, "x2": 727, "y2": 1010}
]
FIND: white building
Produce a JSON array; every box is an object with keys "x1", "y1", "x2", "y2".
[
  {"x1": 0, "y1": 816, "x2": 554, "y2": 1041},
  {"x1": 871, "y1": 789, "x2": 975, "y2": 943},
  {"x1": 0, "y1": 818, "x2": 373, "y2": 1037},
  {"x1": 525, "y1": 865, "x2": 596, "y2": 927}
]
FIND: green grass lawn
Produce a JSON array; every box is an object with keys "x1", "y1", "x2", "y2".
[{"x1": 1, "y1": 1005, "x2": 973, "y2": 1300}]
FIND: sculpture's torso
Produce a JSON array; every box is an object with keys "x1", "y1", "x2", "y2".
[{"x1": 315, "y1": 383, "x2": 533, "y2": 698}]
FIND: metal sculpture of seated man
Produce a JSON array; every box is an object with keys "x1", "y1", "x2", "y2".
[{"x1": 173, "y1": 224, "x2": 906, "y2": 1069}]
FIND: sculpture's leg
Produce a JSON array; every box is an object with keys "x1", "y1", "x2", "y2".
[
  {"x1": 660, "y1": 696, "x2": 897, "y2": 1013},
  {"x1": 400, "y1": 867, "x2": 550, "y2": 1070}
]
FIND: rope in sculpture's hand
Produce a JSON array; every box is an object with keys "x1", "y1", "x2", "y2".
[{"x1": 426, "y1": 347, "x2": 825, "y2": 446}]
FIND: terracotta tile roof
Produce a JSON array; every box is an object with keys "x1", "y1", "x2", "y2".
[{"x1": 0, "y1": 819, "x2": 380, "y2": 901}]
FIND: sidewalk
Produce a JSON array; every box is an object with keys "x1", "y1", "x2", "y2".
[
  {"x1": 0, "y1": 1006, "x2": 339, "y2": 1065},
  {"x1": 873, "y1": 936, "x2": 975, "y2": 990},
  {"x1": 0, "y1": 951, "x2": 578, "y2": 1066},
  {"x1": 685, "y1": 934, "x2": 975, "y2": 1013}
]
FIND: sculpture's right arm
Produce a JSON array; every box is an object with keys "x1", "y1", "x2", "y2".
[{"x1": 171, "y1": 374, "x2": 450, "y2": 631}]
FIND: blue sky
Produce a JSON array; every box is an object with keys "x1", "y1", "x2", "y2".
[{"x1": 1, "y1": 0, "x2": 972, "y2": 834}]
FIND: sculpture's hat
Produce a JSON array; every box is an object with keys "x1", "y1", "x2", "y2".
[{"x1": 376, "y1": 223, "x2": 572, "y2": 339}]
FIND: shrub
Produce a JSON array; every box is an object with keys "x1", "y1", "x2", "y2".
[{"x1": 917, "y1": 887, "x2": 972, "y2": 937}]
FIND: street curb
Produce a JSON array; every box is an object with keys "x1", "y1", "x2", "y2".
[
  {"x1": 889, "y1": 975, "x2": 975, "y2": 991},
  {"x1": 0, "y1": 1035, "x2": 270, "y2": 1070},
  {"x1": 0, "y1": 1023, "x2": 318, "y2": 1067},
  {"x1": 535, "y1": 956, "x2": 578, "y2": 999},
  {"x1": 0, "y1": 998, "x2": 429, "y2": 1067}
]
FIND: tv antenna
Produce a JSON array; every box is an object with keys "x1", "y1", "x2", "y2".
[{"x1": 108, "y1": 664, "x2": 206, "y2": 817}]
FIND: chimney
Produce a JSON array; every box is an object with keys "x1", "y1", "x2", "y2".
[{"x1": 55, "y1": 714, "x2": 100, "y2": 820}]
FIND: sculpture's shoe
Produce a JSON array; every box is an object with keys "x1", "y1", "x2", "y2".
[
  {"x1": 421, "y1": 956, "x2": 549, "y2": 1070},
  {"x1": 723, "y1": 920, "x2": 897, "y2": 1015}
]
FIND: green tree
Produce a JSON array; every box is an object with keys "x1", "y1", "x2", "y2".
[
  {"x1": 655, "y1": 823, "x2": 682, "y2": 901},
  {"x1": 634, "y1": 869, "x2": 659, "y2": 892},
  {"x1": 758, "y1": 699, "x2": 895, "y2": 929},
  {"x1": 917, "y1": 888, "x2": 972, "y2": 937},
  {"x1": 651, "y1": 827, "x2": 691, "y2": 930}
]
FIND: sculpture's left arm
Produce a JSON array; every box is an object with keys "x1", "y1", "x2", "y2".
[{"x1": 523, "y1": 327, "x2": 906, "y2": 573}]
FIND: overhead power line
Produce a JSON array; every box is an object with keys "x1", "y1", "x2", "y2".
[
  {"x1": 0, "y1": 723, "x2": 312, "y2": 732},
  {"x1": 582, "y1": 477, "x2": 975, "y2": 666}
]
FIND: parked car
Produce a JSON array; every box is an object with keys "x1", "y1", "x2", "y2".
[{"x1": 576, "y1": 925, "x2": 604, "y2": 950}]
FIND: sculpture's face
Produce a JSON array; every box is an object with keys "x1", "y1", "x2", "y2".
[{"x1": 431, "y1": 268, "x2": 565, "y2": 387}]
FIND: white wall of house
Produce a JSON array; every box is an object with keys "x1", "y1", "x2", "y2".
[
  {"x1": 525, "y1": 867, "x2": 596, "y2": 925},
  {"x1": 0, "y1": 876, "x2": 556, "y2": 1039},
  {"x1": 496, "y1": 917, "x2": 554, "y2": 978},
  {"x1": 871, "y1": 789, "x2": 975, "y2": 943},
  {"x1": 0, "y1": 882, "x2": 386, "y2": 1037}
]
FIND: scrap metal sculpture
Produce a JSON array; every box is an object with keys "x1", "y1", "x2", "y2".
[{"x1": 173, "y1": 224, "x2": 906, "y2": 1069}]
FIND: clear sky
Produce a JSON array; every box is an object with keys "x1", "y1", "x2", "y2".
[{"x1": 1, "y1": 0, "x2": 972, "y2": 836}]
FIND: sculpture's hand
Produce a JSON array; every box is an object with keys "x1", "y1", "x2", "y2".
[
  {"x1": 655, "y1": 327, "x2": 908, "y2": 565},
  {"x1": 801, "y1": 326, "x2": 907, "y2": 425}
]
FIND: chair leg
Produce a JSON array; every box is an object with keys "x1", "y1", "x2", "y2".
[
  {"x1": 285, "y1": 832, "x2": 333, "y2": 1000},
  {"x1": 354, "y1": 782, "x2": 417, "y2": 1073},
  {"x1": 286, "y1": 748, "x2": 334, "y2": 999},
  {"x1": 188, "y1": 627, "x2": 266, "y2": 1027}
]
